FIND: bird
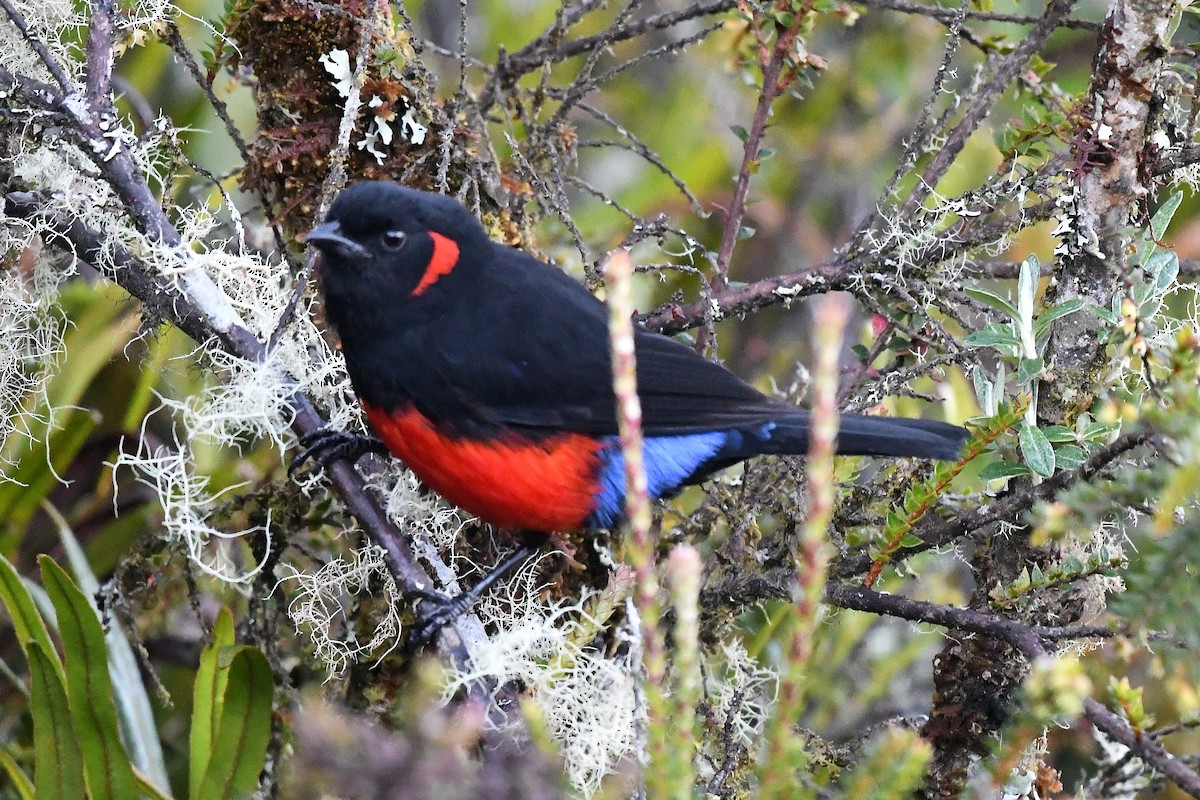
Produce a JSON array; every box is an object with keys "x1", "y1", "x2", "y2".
[{"x1": 299, "y1": 180, "x2": 970, "y2": 632}]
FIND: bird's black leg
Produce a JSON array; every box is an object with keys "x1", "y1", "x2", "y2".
[
  {"x1": 408, "y1": 536, "x2": 547, "y2": 648},
  {"x1": 289, "y1": 427, "x2": 390, "y2": 477}
]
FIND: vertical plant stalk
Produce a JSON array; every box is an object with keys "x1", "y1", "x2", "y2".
[
  {"x1": 658, "y1": 545, "x2": 703, "y2": 798},
  {"x1": 605, "y1": 250, "x2": 671, "y2": 784},
  {"x1": 759, "y1": 296, "x2": 847, "y2": 798}
]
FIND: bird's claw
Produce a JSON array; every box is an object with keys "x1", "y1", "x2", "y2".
[
  {"x1": 289, "y1": 428, "x2": 388, "y2": 477},
  {"x1": 406, "y1": 589, "x2": 478, "y2": 650}
]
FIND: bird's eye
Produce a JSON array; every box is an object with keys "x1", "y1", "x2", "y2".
[{"x1": 382, "y1": 230, "x2": 407, "y2": 250}]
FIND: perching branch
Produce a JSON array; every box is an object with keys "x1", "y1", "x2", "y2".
[{"x1": 826, "y1": 583, "x2": 1200, "y2": 799}]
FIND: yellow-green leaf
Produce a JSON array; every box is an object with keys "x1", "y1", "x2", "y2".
[
  {"x1": 0, "y1": 746, "x2": 36, "y2": 800},
  {"x1": 195, "y1": 646, "x2": 274, "y2": 800},
  {"x1": 0, "y1": 554, "x2": 61, "y2": 681},
  {"x1": 27, "y1": 642, "x2": 86, "y2": 800},
  {"x1": 190, "y1": 607, "x2": 236, "y2": 800},
  {"x1": 39, "y1": 556, "x2": 138, "y2": 800}
]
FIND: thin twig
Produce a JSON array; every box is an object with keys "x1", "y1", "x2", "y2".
[
  {"x1": 0, "y1": 0, "x2": 73, "y2": 91},
  {"x1": 713, "y1": 21, "x2": 796, "y2": 294},
  {"x1": 854, "y1": 0, "x2": 969, "y2": 251},
  {"x1": 898, "y1": 0, "x2": 1076, "y2": 219},
  {"x1": 854, "y1": 0, "x2": 1099, "y2": 30}
]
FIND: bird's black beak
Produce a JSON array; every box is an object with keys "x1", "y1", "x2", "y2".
[{"x1": 305, "y1": 220, "x2": 371, "y2": 262}]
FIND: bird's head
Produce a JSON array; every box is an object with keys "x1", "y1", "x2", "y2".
[{"x1": 305, "y1": 181, "x2": 488, "y2": 301}]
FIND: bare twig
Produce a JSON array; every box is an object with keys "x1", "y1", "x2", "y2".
[
  {"x1": 860, "y1": 0, "x2": 971, "y2": 249},
  {"x1": 712, "y1": 18, "x2": 801, "y2": 295},
  {"x1": 0, "y1": 0, "x2": 72, "y2": 91},
  {"x1": 481, "y1": 0, "x2": 734, "y2": 111},
  {"x1": 897, "y1": 0, "x2": 1076, "y2": 220},
  {"x1": 854, "y1": 0, "x2": 1100, "y2": 30}
]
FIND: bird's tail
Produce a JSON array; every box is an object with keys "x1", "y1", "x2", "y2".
[
  {"x1": 753, "y1": 413, "x2": 969, "y2": 461},
  {"x1": 830, "y1": 414, "x2": 969, "y2": 460}
]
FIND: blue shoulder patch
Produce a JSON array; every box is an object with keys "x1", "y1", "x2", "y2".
[{"x1": 588, "y1": 431, "x2": 728, "y2": 528}]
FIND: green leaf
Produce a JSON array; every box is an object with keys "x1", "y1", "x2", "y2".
[
  {"x1": 1017, "y1": 255, "x2": 1039, "y2": 328},
  {"x1": 194, "y1": 647, "x2": 274, "y2": 800},
  {"x1": 1040, "y1": 426, "x2": 1077, "y2": 444},
  {"x1": 0, "y1": 554, "x2": 61, "y2": 681},
  {"x1": 1016, "y1": 357, "x2": 1044, "y2": 385},
  {"x1": 39, "y1": 557, "x2": 138, "y2": 800},
  {"x1": 1091, "y1": 303, "x2": 1119, "y2": 325},
  {"x1": 964, "y1": 323, "x2": 1022, "y2": 351},
  {"x1": 965, "y1": 287, "x2": 1018, "y2": 320},
  {"x1": 28, "y1": 642, "x2": 86, "y2": 800},
  {"x1": 730, "y1": 124, "x2": 749, "y2": 142},
  {"x1": 1145, "y1": 250, "x2": 1180, "y2": 293},
  {"x1": 1150, "y1": 190, "x2": 1183, "y2": 241},
  {"x1": 1081, "y1": 421, "x2": 1119, "y2": 442},
  {"x1": 1019, "y1": 424, "x2": 1055, "y2": 477},
  {"x1": 190, "y1": 608, "x2": 236, "y2": 800},
  {"x1": 978, "y1": 460, "x2": 1032, "y2": 481},
  {"x1": 1053, "y1": 444, "x2": 1087, "y2": 470},
  {"x1": 43, "y1": 499, "x2": 170, "y2": 790},
  {"x1": 134, "y1": 766, "x2": 177, "y2": 800},
  {"x1": 1033, "y1": 298, "x2": 1086, "y2": 340},
  {"x1": 972, "y1": 369, "x2": 996, "y2": 416},
  {"x1": 0, "y1": 746, "x2": 36, "y2": 800}
]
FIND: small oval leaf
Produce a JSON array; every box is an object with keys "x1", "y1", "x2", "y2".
[{"x1": 1019, "y1": 424, "x2": 1055, "y2": 477}]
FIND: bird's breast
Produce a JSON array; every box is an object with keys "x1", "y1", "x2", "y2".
[{"x1": 362, "y1": 401, "x2": 604, "y2": 533}]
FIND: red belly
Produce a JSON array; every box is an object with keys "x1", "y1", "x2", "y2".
[{"x1": 362, "y1": 402, "x2": 603, "y2": 532}]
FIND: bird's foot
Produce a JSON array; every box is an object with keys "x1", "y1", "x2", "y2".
[
  {"x1": 289, "y1": 428, "x2": 389, "y2": 477},
  {"x1": 403, "y1": 543, "x2": 542, "y2": 649},
  {"x1": 406, "y1": 588, "x2": 481, "y2": 650}
]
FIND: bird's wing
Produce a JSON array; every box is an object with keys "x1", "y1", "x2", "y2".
[{"x1": 405, "y1": 244, "x2": 786, "y2": 438}]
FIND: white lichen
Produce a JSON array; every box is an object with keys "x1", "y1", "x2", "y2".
[{"x1": 278, "y1": 545, "x2": 404, "y2": 677}]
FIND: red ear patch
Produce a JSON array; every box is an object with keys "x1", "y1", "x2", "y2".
[{"x1": 411, "y1": 232, "x2": 460, "y2": 296}]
